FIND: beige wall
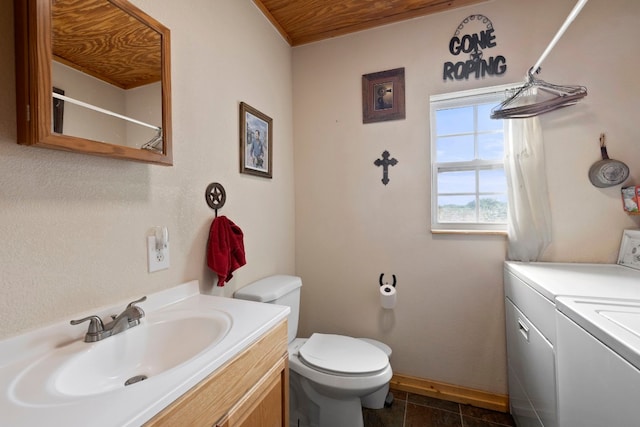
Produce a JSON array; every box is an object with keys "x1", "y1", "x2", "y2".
[
  {"x1": 0, "y1": 0, "x2": 295, "y2": 339},
  {"x1": 293, "y1": 0, "x2": 640, "y2": 393},
  {"x1": 2, "y1": 0, "x2": 639, "y2": 398}
]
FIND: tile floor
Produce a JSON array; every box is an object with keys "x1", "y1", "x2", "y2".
[{"x1": 363, "y1": 389, "x2": 516, "y2": 427}]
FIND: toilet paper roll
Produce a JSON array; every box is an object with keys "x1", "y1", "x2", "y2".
[{"x1": 380, "y1": 285, "x2": 397, "y2": 309}]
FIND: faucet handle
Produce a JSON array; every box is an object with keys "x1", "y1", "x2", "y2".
[
  {"x1": 70, "y1": 315, "x2": 104, "y2": 333},
  {"x1": 126, "y1": 296, "x2": 147, "y2": 323},
  {"x1": 127, "y1": 296, "x2": 147, "y2": 309}
]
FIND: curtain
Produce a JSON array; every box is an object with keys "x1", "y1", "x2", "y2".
[{"x1": 504, "y1": 116, "x2": 552, "y2": 261}]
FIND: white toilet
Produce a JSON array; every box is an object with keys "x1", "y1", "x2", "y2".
[{"x1": 234, "y1": 275, "x2": 393, "y2": 427}]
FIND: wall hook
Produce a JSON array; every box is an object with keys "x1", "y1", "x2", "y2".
[
  {"x1": 205, "y1": 182, "x2": 226, "y2": 217},
  {"x1": 379, "y1": 273, "x2": 397, "y2": 288}
]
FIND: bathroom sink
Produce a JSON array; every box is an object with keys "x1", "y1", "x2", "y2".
[
  {"x1": 11, "y1": 310, "x2": 232, "y2": 403},
  {"x1": 0, "y1": 280, "x2": 289, "y2": 427}
]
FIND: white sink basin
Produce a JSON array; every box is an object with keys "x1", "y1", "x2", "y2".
[
  {"x1": 0, "y1": 281, "x2": 289, "y2": 427},
  {"x1": 56, "y1": 314, "x2": 230, "y2": 396},
  {"x1": 11, "y1": 310, "x2": 231, "y2": 403}
]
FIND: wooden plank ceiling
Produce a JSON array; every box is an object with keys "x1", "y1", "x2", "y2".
[{"x1": 253, "y1": 0, "x2": 489, "y2": 46}]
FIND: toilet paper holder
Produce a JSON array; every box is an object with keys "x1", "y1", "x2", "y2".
[
  {"x1": 379, "y1": 273, "x2": 396, "y2": 289},
  {"x1": 379, "y1": 273, "x2": 397, "y2": 310}
]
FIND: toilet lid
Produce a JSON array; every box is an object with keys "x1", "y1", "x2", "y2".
[{"x1": 298, "y1": 333, "x2": 389, "y2": 375}]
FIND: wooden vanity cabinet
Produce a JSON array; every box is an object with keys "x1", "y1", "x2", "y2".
[{"x1": 145, "y1": 321, "x2": 289, "y2": 427}]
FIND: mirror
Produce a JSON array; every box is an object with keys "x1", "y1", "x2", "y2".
[{"x1": 14, "y1": 0, "x2": 172, "y2": 165}]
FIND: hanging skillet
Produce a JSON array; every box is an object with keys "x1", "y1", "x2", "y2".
[{"x1": 588, "y1": 133, "x2": 629, "y2": 188}]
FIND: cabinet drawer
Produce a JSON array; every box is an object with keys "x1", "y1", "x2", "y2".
[
  {"x1": 216, "y1": 356, "x2": 288, "y2": 427},
  {"x1": 505, "y1": 270, "x2": 556, "y2": 344},
  {"x1": 505, "y1": 299, "x2": 557, "y2": 427}
]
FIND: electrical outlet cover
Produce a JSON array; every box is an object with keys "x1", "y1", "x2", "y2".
[{"x1": 147, "y1": 236, "x2": 170, "y2": 272}]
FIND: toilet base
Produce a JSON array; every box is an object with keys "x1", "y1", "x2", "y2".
[
  {"x1": 290, "y1": 371, "x2": 364, "y2": 427},
  {"x1": 361, "y1": 383, "x2": 390, "y2": 409}
]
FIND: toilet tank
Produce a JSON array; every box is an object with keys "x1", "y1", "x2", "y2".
[{"x1": 234, "y1": 275, "x2": 302, "y2": 343}]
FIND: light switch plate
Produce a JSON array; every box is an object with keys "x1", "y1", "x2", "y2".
[{"x1": 147, "y1": 235, "x2": 170, "y2": 272}]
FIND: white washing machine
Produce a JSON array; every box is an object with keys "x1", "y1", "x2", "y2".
[
  {"x1": 504, "y1": 262, "x2": 640, "y2": 427},
  {"x1": 556, "y1": 297, "x2": 640, "y2": 427}
]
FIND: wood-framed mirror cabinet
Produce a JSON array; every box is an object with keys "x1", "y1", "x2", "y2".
[{"x1": 14, "y1": 0, "x2": 172, "y2": 165}]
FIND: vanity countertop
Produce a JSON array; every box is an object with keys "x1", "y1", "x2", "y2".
[{"x1": 0, "y1": 281, "x2": 289, "y2": 427}]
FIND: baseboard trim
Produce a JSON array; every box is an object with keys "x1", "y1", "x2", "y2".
[{"x1": 390, "y1": 373, "x2": 509, "y2": 413}]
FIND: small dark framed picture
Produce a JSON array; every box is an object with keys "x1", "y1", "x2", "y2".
[
  {"x1": 239, "y1": 102, "x2": 272, "y2": 178},
  {"x1": 362, "y1": 67, "x2": 405, "y2": 124}
]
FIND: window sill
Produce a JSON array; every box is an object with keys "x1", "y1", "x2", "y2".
[{"x1": 431, "y1": 229, "x2": 507, "y2": 236}]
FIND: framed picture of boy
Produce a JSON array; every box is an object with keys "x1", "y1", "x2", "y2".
[{"x1": 239, "y1": 102, "x2": 272, "y2": 178}]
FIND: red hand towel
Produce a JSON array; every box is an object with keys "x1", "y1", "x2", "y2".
[{"x1": 206, "y1": 216, "x2": 246, "y2": 287}]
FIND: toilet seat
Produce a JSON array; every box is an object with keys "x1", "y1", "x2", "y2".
[
  {"x1": 289, "y1": 338, "x2": 392, "y2": 397},
  {"x1": 298, "y1": 333, "x2": 389, "y2": 375}
]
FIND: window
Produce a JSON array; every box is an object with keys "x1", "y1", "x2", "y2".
[{"x1": 430, "y1": 84, "x2": 516, "y2": 233}]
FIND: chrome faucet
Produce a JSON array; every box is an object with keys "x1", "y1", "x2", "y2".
[{"x1": 70, "y1": 296, "x2": 147, "y2": 342}]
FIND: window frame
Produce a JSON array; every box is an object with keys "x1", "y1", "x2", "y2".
[{"x1": 430, "y1": 84, "x2": 518, "y2": 233}]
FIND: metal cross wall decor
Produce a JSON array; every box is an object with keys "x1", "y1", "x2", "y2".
[{"x1": 374, "y1": 150, "x2": 398, "y2": 185}]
